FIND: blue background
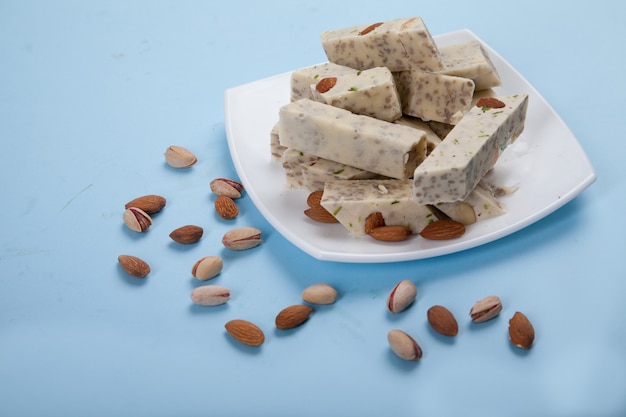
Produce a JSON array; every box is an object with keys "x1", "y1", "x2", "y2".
[{"x1": 1, "y1": 1, "x2": 625, "y2": 416}]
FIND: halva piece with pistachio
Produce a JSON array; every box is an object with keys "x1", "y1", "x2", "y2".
[
  {"x1": 320, "y1": 179, "x2": 436, "y2": 235},
  {"x1": 412, "y1": 94, "x2": 529, "y2": 204},
  {"x1": 278, "y1": 99, "x2": 427, "y2": 179},
  {"x1": 290, "y1": 62, "x2": 358, "y2": 102},
  {"x1": 311, "y1": 66, "x2": 402, "y2": 122},
  {"x1": 320, "y1": 16, "x2": 443, "y2": 72}
]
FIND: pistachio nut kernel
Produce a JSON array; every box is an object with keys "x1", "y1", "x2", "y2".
[
  {"x1": 192, "y1": 256, "x2": 223, "y2": 281},
  {"x1": 210, "y1": 178, "x2": 244, "y2": 199},
  {"x1": 469, "y1": 295, "x2": 503, "y2": 323},
  {"x1": 387, "y1": 279, "x2": 417, "y2": 313},
  {"x1": 221, "y1": 227, "x2": 262, "y2": 250},
  {"x1": 123, "y1": 207, "x2": 153, "y2": 232}
]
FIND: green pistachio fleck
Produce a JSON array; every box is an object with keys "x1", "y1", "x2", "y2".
[
  {"x1": 390, "y1": 200, "x2": 399, "y2": 205},
  {"x1": 333, "y1": 168, "x2": 345, "y2": 175},
  {"x1": 483, "y1": 203, "x2": 490, "y2": 210},
  {"x1": 313, "y1": 74, "x2": 319, "y2": 79},
  {"x1": 333, "y1": 206, "x2": 342, "y2": 216},
  {"x1": 492, "y1": 111, "x2": 504, "y2": 116},
  {"x1": 357, "y1": 71, "x2": 362, "y2": 76},
  {"x1": 348, "y1": 87, "x2": 358, "y2": 92}
]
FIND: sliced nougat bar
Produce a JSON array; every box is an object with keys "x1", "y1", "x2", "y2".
[
  {"x1": 320, "y1": 17, "x2": 443, "y2": 72},
  {"x1": 270, "y1": 122, "x2": 286, "y2": 161},
  {"x1": 438, "y1": 40, "x2": 502, "y2": 91},
  {"x1": 301, "y1": 158, "x2": 383, "y2": 192},
  {"x1": 432, "y1": 181, "x2": 506, "y2": 225},
  {"x1": 311, "y1": 67, "x2": 402, "y2": 122},
  {"x1": 320, "y1": 179, "x2": 436, "y2": 235},
  {"x1": 281, "y1": 148, "x2": 319, "y2": 189},
  {"x1": 290, "y1": 62, "x2": 358, "y2": 102},
  {"x1": 278, "y1": 99, "x2": 426, "y2": 179},
  {"x1": 413, "y1": 94, "x2": 529, "y2": 204},
  {"x1": 394, "y1": 71, "x2": 475, "y2": 124}
]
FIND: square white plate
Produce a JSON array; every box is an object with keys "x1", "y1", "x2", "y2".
[{"x1": 224, "y1": 29, "x2": 596, "y2": 263}]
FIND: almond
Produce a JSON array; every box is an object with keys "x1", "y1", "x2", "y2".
[
  {"x1": 306, "y1": 190, "x2": 324, "y2": 208},
  {"x1": 118, "y1": 255, "x2": 150, "y2": 278},
  {"x1": 358, "y1": 22, "x2": 383, "y2": 36},
  {"x1": 367, "y1": 225, "x2": 412, "y2": 242},
  {"x1": 225, "y1": 319, "x2": 265, "y2": 347},
  {"x1": 315, "y1": 77, "x2": 337, "y2": 94},
  {"x1": 427, "y1": 305, "x2": 459, "y2": 336},
  {"x1": 275, "y1": 304, "x2": 314, "y2": 330},
  {"x1": 476, "y1": 97, "x2": 506, "y2": 109},
  {"x1": 304, "y1": 205, "x2": 339, "y2": 223},
  {"x1": 124, "y1": 194, "x2": 166, "y2": 214},
  {"x1": 419, "y1": 219, "x2": 465, "y2": 240},
  {"x1": 169, "y1": 225, "x2": 203, "y2": 244},
  {"x1": 364, "y1": 212, "x2": 385, "y2": 234},
  {"x1": 508, "y1": 311, "x2": 535, "y2": 349},
  {"x1": 215, "y1": 195, "x2": 239, "y2": 219}
]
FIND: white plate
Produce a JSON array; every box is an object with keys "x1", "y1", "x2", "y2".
[{"x1": 224, "y1": 29, "x2": 596, "y2": 263}]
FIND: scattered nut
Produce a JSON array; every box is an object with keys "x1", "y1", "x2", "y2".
[
  {"x1": 215, "y1": 195, "x2": 239, "y2": 219},
  {"x1": 275, "y1": 304, "x2": 314, "y2": 330},
  {"x1": 306, "y1": 190, "x2": 323, "y2": 208},
  {"x1": 210, "y1": 178, "x2": 243, "y2": 199},
  {"x1": 476, "y1": 97, "x2": 506, "y2": 109},
  {"x1": 508, "y1": 311, "x2": 535, "y2": 349},
  {"x1": 368, "y1": 225, "x2": 412, "y2": 242},
  {"x1": 124, "y1": 194, "x2": 166, "y2": 214},
  {"x1": 315, "y1": 77, "x2": 337, "y2": 94},
  {"x1": 117, "y1": 255, "x2": 150, "y2": 278},
  {"x1": 123, "y1": 207, "x2": 153, "y2": 232},
  {"x1": 191, "y1": 256, "x2": 223, "y2": 281},
  {"x1": 225, "y1": 319, "x2": 265, "y2": 347},
  {"x1": 419, "y1": 219, "x2": 465, "y2": 240},
  {"x1": 222, "y1": 227, "x2": 262, "y2": 250},
  {"x1": 387, "y1": 329, "x2": 422, "y2": 361},
  {"x1": 304, "y1": 205, "x2": 339, "y2": 223},
  {"x1": 190, "y1": 285, "x2": 230, "y2": 306},
  {"x1": 359, "y1": 22, "x2": 383, "y2": 36},
  {"x1": 469, "y1": 295, "x2": 503, "y2": 323},
  {"x1": 387, "y1": 280, "x2": 417, "y2": 313},
  {"x1": 302, "y1": 283, "x2": 338, "y2": 305},
  {"x1": 454, "y1": 202, "x2": 477, "y2": 225},
  {"x1": 364, "y1": 212, "x2": 385, "y2": 234},
  {"x1": 427, "y1": 305, "x2": 459, "y2": 336},
  {"x1": 164, "y1": 145, "x2": 197, "y2": 168},
  {"x1": 169, "y1": 225, "x2": 203, "y2": 244}
]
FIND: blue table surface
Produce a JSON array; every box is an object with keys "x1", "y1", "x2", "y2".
[{"x1": 2, "y1": 1, "x2": 625, "y2": 417}]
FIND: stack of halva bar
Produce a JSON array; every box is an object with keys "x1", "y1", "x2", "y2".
[{"x1": 270, "y1": 16, "x2": 529, "y2": 236}]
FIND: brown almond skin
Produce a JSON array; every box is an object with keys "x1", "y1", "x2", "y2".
[
  {"x1": 215, "y1": 195, "x2": 239, "y2": 219},
  {"x1": 275, "y1": 304, "x2": 314, "y2": 330},
  {"x1": 118, "y1": 255, "x2": 150, "y2": 278},
  {"x1": 509, "y1": 311, "x2": 535, "y2": 349},
  {"x1": 124, "y1": 195, "x2": 166, "y2": 214},
  {"x1": 304, "y1": 206, "x2": 339, "y2": 223},
  {"x1": 427, "y1": 305, "x2": 459, "y2": 336},
  {"x1": 368, "y1": 225, "x2": 412, "y2": 242},
  {"x1": 364, "y1": 212, "x2": 385, "y2": 234},
  {"x1": 169, "y1": 225, "x2": 203, "y2": 244},
  {"x1": 315, "y1": 77, "x2": 337, "y2": 93},
  {"x1": 306, "y1": 190, "x2": 323, "y2": 208},
  {"x1": 420, "y1": 220, "x2": 466, "y2": 240},
  {"x1": 225, "y1": 319, "x2": 265, "y2": 347}
]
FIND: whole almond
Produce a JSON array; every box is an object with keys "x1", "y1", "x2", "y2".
[
  {"x1": 508, "y1": 311, "x2": 535, "y2": 349},
  {"x1": 191, "y1": 256, "x2": 223, "y2": 281},
  {"x1": 359, "y1": 22, "x2": 383, "y2": 36},
  {"x1": 368, "y1": 225, "x2": 412, "y2": 242},
  {"x1": 315, "y1": 77, "x2": 337, "y2": 94},
  {"x1": 124, "y1": 194, "x2": 166, "y2": 214},
  {"x1": 427, "y1": 305, "x2": 459, "y2": 336},
  {"x1": 169, "y1": 225, "x2": 203, "y2": 244},
  {"x1": 190, "y1": 285, "x2": 230, "y2": 306},
  {"x1": 275, "y1": 304, "x2": 314, "y2": 330},
  {"x1": 225, "y1": 319, "x2": 265, "y2": 346},
  {"x1": 304, "y1": 205, "x2": 338, "y2": 223},
  {"x1": 164, "y1": 145, "x2": 197, "y2": 168},
  {"x1": 419, "y1": 219, "x2": 465, "y2": 240},
  {"x1": 215, "y1": 195, "x2": 239, "y2": 219},
  {"x1": 302, "y1": 283, "x2": 338, "y2": 305},
  {"x1": 118, "y1": 255, "x2": 150, "y2": 278},
  {"x1": 387, "y1": 280, "x2": 417, "y2": 313},
  {"x1": 387, "y1": 329, "x2": 422, "y2": 361},
  {"x1": 306, "y1": 190, "x2": 324, "y2": 208},
  {"x1": 364, "y1": 212, "x2": 385, "y2": 234}
]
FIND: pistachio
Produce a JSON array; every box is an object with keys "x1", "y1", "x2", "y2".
[
  {"x1": 190, "y1": 285, "x2": 230, "y2": 306},
  {"x1": 387, "y1": 279, "x2": 417, "y2": 313},
  {"x1": 123, "y1": 207, "x2": 153, "y2": 232},
  {"x1": 210, "y1": 178, "x2": 244, "y2": 199},
  {"x1": 302, "y1": 283, "x2": 338, "y2": 305},
  {"x1": 191, "y1": 256, "x2": 223, "y2": 281},
  {"x1": 221, "y1": 227, "x2": 262, "y2": 250},
  {"x1": 387, "y1": 329, "x2": 422, "y2": 361},
  {"x1": 164, "y1": 145, "x2": 197, "y2": 168},
  {"x1": 469, "y1": 295, "x2": 502, "y2": 323}
]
